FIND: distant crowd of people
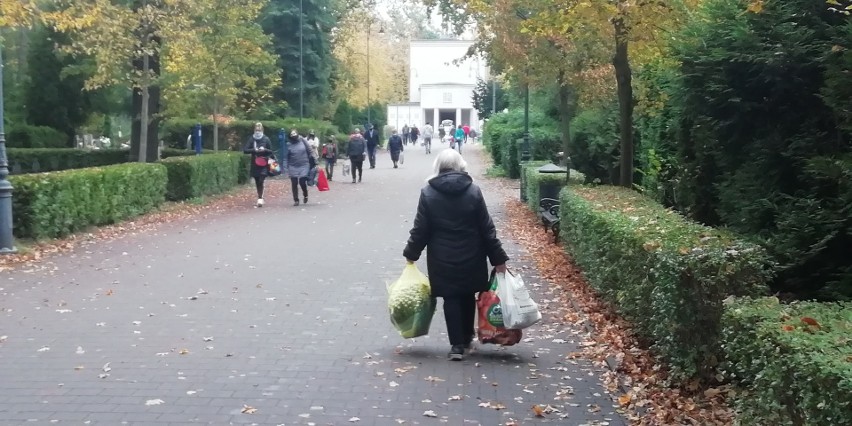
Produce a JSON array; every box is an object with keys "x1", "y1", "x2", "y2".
[{"x1": 242, "y1": 121, "x2": 478, "y2": 208}]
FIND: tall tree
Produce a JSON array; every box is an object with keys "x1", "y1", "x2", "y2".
[
  {"x1": 262, "y1": 0, "x2": 338, "y2": 118},
  {"x1": 42, "y1": 0, "x2": 184, "y2": 161},
  {"x1": 165, "y1": 0, "x2": 279, "y2": 150},
  {"x1": 472, "y1": 77, "x2": 508, "y2": 119},
  {"x1": 23, "y1": 26, "x2": 91, "y2": 144}
]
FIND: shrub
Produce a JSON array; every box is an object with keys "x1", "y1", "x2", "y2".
[
  {"x1": 559, "y1": 185, "x2": 773, "y2": 384},
  {"x1": 483, "y1": 109, "x2": 564, "y2": 177},
  {"x1": 721, "y1": 297, "x2": 852, "y2": 425},
  {"x1": 160, "y1": 118, "x2": 341, "y2": 151},
  {"x1": 5, "y1": 125, "x2": 68, "y2": 148},
  {"x1": 7, "y1": 148, "x2": 129, "y2": 175},
  {"x1": 160, "y1": 153, "x2": 244, "y2": 201},
  {"x1": 568, "y1": 106, "x2": 619, "y2": 184},
  {"x1": 10, "y1": 163, "x2": 167, "y2": 239}
]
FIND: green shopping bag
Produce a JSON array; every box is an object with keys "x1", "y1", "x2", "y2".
[{"x1": 387, "y1": 263, "x2": 437, "y2": 338}]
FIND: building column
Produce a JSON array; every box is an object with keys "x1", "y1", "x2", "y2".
[
  {"x1": 432, "y1": 108, "x2": 439, "y2": 127},
  {"x1": 455, "y1": 108, "x2": 462, "y2": 126}
]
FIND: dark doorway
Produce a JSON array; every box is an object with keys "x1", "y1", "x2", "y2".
[{"x1": 438, "y1": 110, "x2": 455, "y2": 127}]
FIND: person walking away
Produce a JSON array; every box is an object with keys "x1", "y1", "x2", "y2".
[
  {"x1": 403, "y1": 149, "x2": 509, "y2": 361},
  {"x1": 306, "y1": 129, "x2": 320, "y2": 159},
  {"x1": 438, "y1": 126, "x2": 445, "y2": 143},
  {"x1": 347, "y1": 128, "x2": 367, "y2": 183},
  {"x1": 402, "y1": 124, "x2": 409, "y2": 145},
  {"x1": 422, "y1": 122, "x2": 434, "y2": 154},
  {"x1": 454, "y1": 125, "x2": 466, "y2": 154},
  {"x1": 322, "y1": 136, "x2": 338, "y2": 181},
  {"x1": 388, "y1": 130, "x2": 404, "y2": 168},
  {"x1": 242, "y1": 122, "x2": 274, "y2": 208},
  {"x1": 365, "y1": 124, "x2": 380, "y2": 169},
  {"x1": 410, "y1": 125, "x2": 420, "y2": 147},
  {"x1": 469, "y1": 128, "x2": 478, "y2": 144},
  {"x1": 282, "y1": 129, "x2": 316, "y2": 206},
  {"x1": 462, "y1": 124, "x2": 470, "y2": 142}
]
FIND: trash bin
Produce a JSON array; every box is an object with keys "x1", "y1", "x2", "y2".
[{"x1": 538, "y1": 163, "x2": 569, "y2": 202}]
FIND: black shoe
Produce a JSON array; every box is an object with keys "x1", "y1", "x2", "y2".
[
  {"x1": 393, "y1": 164, "x2": 398, "y2": 168},
  {"x1": 352, "y1": 179, "x2": 356, "y2": 183},
  {"x1": 293, "y1": 200, "x2": 300, "y2": 206},
  {"x1": 448, "y1": 345, "x2": 464, "y2": 361},
  {"x1": 358, "y1": 177, "x2": 362, "y2": 182},
  {"x1": 464, "y1": 335, "x2": 474, "y2": 351},
  {"x1": 303, "y1": 197, "x2": 308, "y2": 204}
]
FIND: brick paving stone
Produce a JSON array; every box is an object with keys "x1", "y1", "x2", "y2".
[{"x1": 0, "y1": 144, "x2": 626, "y2": 425}]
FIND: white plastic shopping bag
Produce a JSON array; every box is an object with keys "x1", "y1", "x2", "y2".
[
  {"x1": 399, "y1": 151, "x2": 405, "y2": 165},
  {"x1": 495, "y1": 270, "x2": 542, "y2": 329}
]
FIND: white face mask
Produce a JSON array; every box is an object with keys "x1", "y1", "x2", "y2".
[{"x1": 253, "y1": 131, "x2": 263, "y2": 140}]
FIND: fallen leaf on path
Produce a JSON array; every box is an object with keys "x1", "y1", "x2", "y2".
[
  {"x1": 348, "y1": 417, "x2": 360, "y2": 422},
  {"x1": 424, "y1": 376, "x2": 445, "y2": 382},
  {"x1": 145, "y1": 399, "x2": 164, "y2": 406},
  {"x1": 241, "y1": 405, "x2": 257, "y2": 414},
  {"x1": 179, "y1": 349, "x2": 189, "y2": 355},
  {"x1": 422, "y1": 410, "x2": 437, "y2": 417}
]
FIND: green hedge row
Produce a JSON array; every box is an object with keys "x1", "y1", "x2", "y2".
[
  {"x1": 5, "y1": 125, "x2": 68, "y2": 148},
  {"x1": 721, "y1": 297, "x2": 852, "y2": 424},
  {"x1": 8, "y1": 148, "x2": 129, "y2": 175},
  {"x1": 558, "y1": 185, "x2": 773, "y2": 384},
  {"x1": 522, "y1": 161, "x2": 585, "y2": 211},
  {"x1": 10, "y1": 164, "x2": 168, "y2": 239},
  {"x1": 482, "y1": 110, "x2": 564, "y2": 178},
  {"x1": 161, "y1": 153, "x2": 245, "y2": 201},
  {"x1": 161, "y1": 118, "x2": 341, "y2": 151}
]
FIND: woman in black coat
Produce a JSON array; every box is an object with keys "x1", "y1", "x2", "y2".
[
  {"x1": 242, "y1": 122, "x2": 275, "y2": 207},
  {"x1": 403, "y1": 149, "x2": 509, "y2": 361}
]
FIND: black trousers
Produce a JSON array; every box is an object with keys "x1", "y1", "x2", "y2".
[
  {"x1": 350, "y1": 157, "x2": 363, "y2": 180},
  {"x1": 367, "y1": 146, "x2": 377, "y2": 168},
  {"x1": 290, "y1": 177, "x2": 308, "y2": 201},
  {"x1": 324, "y1": 159, "x2": 335, "y2": 180},
  {"x1": 253, "y1": 175, "x2": 266, "y2": 198},
  {"x1": 443, "y1": 294, "x2": 476, "y2": 346}
]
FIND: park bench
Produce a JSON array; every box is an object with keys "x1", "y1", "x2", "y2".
[{"x1": 539, "y1": 197, "x2": 561, "y2": 243}]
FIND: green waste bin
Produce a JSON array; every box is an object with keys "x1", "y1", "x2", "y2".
[{"x1": 538, "y1": 163, "x2": 569, "y2": 202}]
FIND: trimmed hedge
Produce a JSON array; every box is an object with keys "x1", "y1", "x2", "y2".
[
  {"x1": 8, "y1": 148, "x2": 129, "y2": 175},
  {"x1": 9, "y1": 163, "x2": 167, "y2": 239},
  {"x1": 559, "y1": 185, "x2": 773, "y2": 384},
  {"x1": 161, "y1": 118, "x2": 341, "y2": 151},
  {"x1": 522, "y1": 161, "x2": 585, "y2": 211},
  {"x1": 161, "y1": 153, "x2": 245, "y2": 201},
  {"x1": 6, "y1": 125, "x2": 68, "y2": 148},
  {"x1": 722, "y1": 297, "x2": 852, "y2": 424}
]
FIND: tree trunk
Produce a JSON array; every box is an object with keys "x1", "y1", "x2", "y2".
[
  {"x1": 139, "y1": 54, "x2": 150, "y2": 163},
  {"x1": 613, "y1": 14, "x2": 634, "y2": 188},
  {"x1": 556, "y1": 70, "x2": 577, "y2": 167}
]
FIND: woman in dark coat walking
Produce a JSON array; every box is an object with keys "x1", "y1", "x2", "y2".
[
  {"x1": 403, "y1": 149, "x2": 509, "y2": 361},
  {"x1": 387, "y1": 130, "x2": 404, "y2": 168},
  {"x1": 242, "y1": 122, "x2": 275, "y2": 208}
]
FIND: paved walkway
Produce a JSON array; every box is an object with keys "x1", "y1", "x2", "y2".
[{"x1": 0, "y1": 142, "x2": 624, "y2": 425}]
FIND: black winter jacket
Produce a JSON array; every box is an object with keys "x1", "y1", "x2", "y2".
[
  {"x1": 403, "y1": 172, "x2": 509, "y2": 297},
  {"x1": 347, "y1": 134, "x2": 366, "y2": 158},
  {"x1": 243, "y1": 136, "x2": 274, "y2": 177}
]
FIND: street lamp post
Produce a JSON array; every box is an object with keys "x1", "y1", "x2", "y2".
[
  {"x1": 367, "y1": 21, "x2": 371, "y2": 126},
  {"x1": 0, "y1": 46, "x2": 17, "y2": 253},
  {"x1": 519, "y1": 78, "x2": 531, "y2": 202},
  {"x1": 299, "y1": 0, "x2": 304, "y2": 122}
]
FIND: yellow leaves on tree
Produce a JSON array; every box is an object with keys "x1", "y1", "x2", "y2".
[
  {"x1": 0, "y1": 0, "x2": 38, "y2": 28},
  {"x1": 163, "y1": 0, "x2": 279, "y2": 131},
  {"x1": 332, "y1": 8, "x2": 407, "y2": 107}
]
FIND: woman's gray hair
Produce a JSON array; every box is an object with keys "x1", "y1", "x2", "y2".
[{"x1": 430, "y1": 149, "x2": 468, "y2": 180}]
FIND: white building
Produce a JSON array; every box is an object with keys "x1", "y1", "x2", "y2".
[{"x1": 387, "y1": 39, "x2": 488, "y2": 134}]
